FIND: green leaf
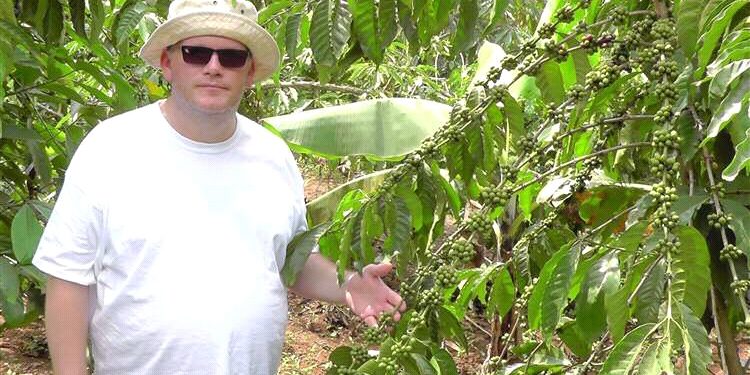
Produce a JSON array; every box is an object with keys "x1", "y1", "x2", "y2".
[
  {"x1": 541, "y1": 245, "x2": 580, "y2": 337},
  {"x1": 89, "y1": 0, "x2": 104, "y2": 41},
  {"x1": 281, "y1": 222, "x2": 332, "y2": 287},
  {"x1": 44, "y1": 0, "x2": 64, "y2": 44},
  {"x1": 310, "y1": 0, "x2": 352, "y2": 67},
  {"x1": 604, "y1": 287, "x2": 629, "y2": 343},
  {"x1": 68, "y1": 0, "x2": 86, "y2": 39},
  {"x1": 328, "y1": 345, "x2": 354, "y2": 367},
  {"x1": 285, "y1": 12, "x2": 303, "y2": 60},
  {"x1": 708, "y1": 59, "x2": 750, "y2": 99},
  {"x1": 599, "y1": 323, "x2": 657, "y2": 375},
  {"x1": 576, "y1": 253, "x2": 619, "y2": 341},
  {"x1": 262, "y1": 98, "x2": 449, "y2": 159},
  {"x1": 697, "y1": 0, "x2": 750, "y2": 71},
  {"x1": 485, "y1": 0, "x2": 508, "y2": 32},
  {"x1": 11, "y1": 205, "x2": 44, "y2": 265},
  {"x1": 723, "y1": 125, "x2": 750, "y2": 181},
  {"x1": 0, "y1": 0, "x2": 16, "y2": 22},
  {"x1": 535, "y1": 61, "x2": 566, "y2": 105},
  {"x1": 488, "y1": 267, "x2": 514, "y2": 318},
  {"x1": 350, "y1": 0, "x2": 382, "y2": 64},
  {"x1": 378, "y1": 0, "x2": 398, "y2": 48},
  {"x1": 408, "y1": 353, "x2": 436, "y2": 375},
  {"x1": 451, "y1": 0, "x2": 479, "y2": 55},
  {"x1": 307, "y1": 169, "x2": 392, "y2": 225},
  {"x1": 436, "y1": 306, "x2": 468, "y2": 350},
  {"x1": 359, "y1": 204, "x2": 377, "y2": 264},
  {"x1": 27, "y1": 140, "x2": 52, "y2": 187},
  {"x1": 675, "y1": 0, "x2": 706, "y2": 57},
  {"x1": 528, "y1": 246, "x2": 568, "y2": 330},
  {"x1": 633, "y1": 258, "x2": 666, "y2": 324},
  {"x1": 0, "y1": 258, "x2": 19, "y2": 303},
  {"x1": 397, "y1": 183, "x2": 424, "y2": 231},
  {"x1": 384, "y1": 196, "x2": 412, "y2": 259},
  {"x1": 702, "y1": 73, "x2": 750, "y2": 144},
  {"x1": 671, "y1": 226, "x2": 711, "y2": 316},
  {"x1": 0, "y1": 124, "x2": 42, "y2": 141},
  {"x1": 112, "y1": 0, "x2": 147, "y2": 48},
  {"x1": 720, "y1": 199, "x2": 750, "y2": 261},
  {"x1": 677, "y1": 303, "x2": 712, "y2": 375},
  {"x1": 429, "y1": 348, "x2": 458, "y2": 375}
]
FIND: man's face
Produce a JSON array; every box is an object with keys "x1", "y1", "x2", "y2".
[{"x1": 160, "y1": 35, "x2": 255, "y2": 114}]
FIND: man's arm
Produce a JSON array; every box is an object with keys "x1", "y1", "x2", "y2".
[
  {"x1": 289, "y1": 253, "x2": 405, "y2": 326},
  {"x1": 44, "y1": 276, "x2": 90, "y2": 375}
]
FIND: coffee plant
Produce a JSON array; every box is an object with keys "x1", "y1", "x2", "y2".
[{"x1": 2, "y1": 0, "x2": 750, "y2": 374}]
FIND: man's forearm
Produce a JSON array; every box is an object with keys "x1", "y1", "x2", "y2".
[
  {"x1": 289, "y1": 252, "x2": 353, "y2": 304},
  {"x1": 44, "y1": 276, "x2": 90, "y2": 375}
]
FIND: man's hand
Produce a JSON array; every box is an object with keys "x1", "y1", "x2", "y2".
[{"x1": 344, "y1": 263, "x2": 406, "y2": 327}]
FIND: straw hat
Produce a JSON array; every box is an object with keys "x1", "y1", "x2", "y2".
[{"x1": 139, "y1": 0, "x2": 280, "y2": 83}]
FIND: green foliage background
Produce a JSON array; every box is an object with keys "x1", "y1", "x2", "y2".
[{"x1": 2, "y1": 0, "x2": 750, "y2": 374}]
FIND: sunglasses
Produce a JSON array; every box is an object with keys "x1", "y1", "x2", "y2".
[{"x1": 179, "y1": 45, "x2": 251, "y2": 68}]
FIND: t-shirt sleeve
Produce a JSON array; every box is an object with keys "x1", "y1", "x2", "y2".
[{"x1": 32, "y1": 133, "x2": 105, "y2": 286}]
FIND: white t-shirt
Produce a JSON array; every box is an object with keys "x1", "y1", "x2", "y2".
[{"x1": 33, "y1": 101, "x2": 308, "y2": 374}]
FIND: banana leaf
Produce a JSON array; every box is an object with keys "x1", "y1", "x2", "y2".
[{"x1": 261, "y1": 98, "x2": 449, "y2": 160}]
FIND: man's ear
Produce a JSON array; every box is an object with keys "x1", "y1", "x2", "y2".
[
  {"x1": 160, "y1": 49, "x2": 173, "y2": 82},
  {"x1": 245, "y1": 58, "x2": 256, "y2": 87}
]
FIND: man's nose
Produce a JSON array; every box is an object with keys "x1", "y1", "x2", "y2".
[{"x1": 203, "y1": 52, "x2": 222, "y2": 73}]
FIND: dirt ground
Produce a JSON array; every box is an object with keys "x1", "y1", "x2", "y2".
[{"x1": 1, "y1": 172, "x2": 749, "y2": 374}]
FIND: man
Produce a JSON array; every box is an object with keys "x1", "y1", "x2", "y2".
[{"x1": 32, "y1": 0, "x2": 405, "y2": 373}]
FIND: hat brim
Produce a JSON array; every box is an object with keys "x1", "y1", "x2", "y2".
[{"x1": 139, "y1": 12, "x2": 280, "y2": 83}]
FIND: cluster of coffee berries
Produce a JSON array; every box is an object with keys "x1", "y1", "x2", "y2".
[
  {"x1": 708, "y1": 182, "x2": 727, "y2": 198},
  {"x1": 488, "y1": 356, "x2": 508, "y2": 372},
  {"x1": 736, "y1": 320, "x2": 750, "y2": 334},
  {"x1": 351, "y1": 346, "x2": 371, "y2": 365},
  {"x1": 555, "y1": 5, "x2": 575, "y2": 23},
  {"x1": 650, "y1": 183, "x2": 678, "y2": 207},
  {"x1": 650, "y1": 19, "x2": 676, "y2": 41},
  {"x1": 466, "y1": 212, "x2": 494, "y2": 238},
  {"x1": 376, "y1": 356, "x2": 398, "y2": 374},
  {"x1": 585, "y1": 63, "x2": 620, "y2": 90},
  {"x1": 409, "y1": 312, "x2": 427, "y2": 329},
  {"x1": 480, "y1": 185, "x2": 511, "y2": 206},
  {"x1": 418, "y1": 139, "x2": 439, "y2": 159},
  {"x1": 610, "y1": 7, "x2": 629, "y2": 24},
  {"x1": 654, "y1": 82, "x2": 678, "y2": 101},
  {"x1": 649, "y1": 153, "x2": 680, "y2": 176},
  {"x1": 418, "y1": 288, "x2": 442, "y2": 310},
  {"x1": 569, "y1": 84, "x2": 587, "y2": 100},
  {"x1": 448, "y1": 238, "x2": 474, "y2": 264},
  {"x1": 653, "y1": 208, "x2": 679, "y2": 229},
  {"x1": 434, "y1": 265, "x2": 458, "y2": 288},
  {"x1": 389, "y1": 336, "x2": 417, "y2": 358},
  {"x1": 502, "y1": 55, "x2": 520, "y2": 70},
  {"x1": 363, "y1": 326, "x2": 387, "y2": 345},
  {"x1": 656, "y1": 237, "x2": 680, "y2": 255},
  {"x1": 499, "y1": 164, "x2": 518, "y2": 182},
  {"x1": 518, "y1": 135, "x2": 538, "y2": 154},
  {"x1": 544, "y1": 40, "x2": 569, "y2": 62},
  {"x1": 720, "y1": 244, "x2": 742, "y2": 261},
  {"x1": 653, "y1": 105, "x2": 675, "y2": 124},
  {"x1": 653, "y1": 59, "x2": 678, "y2": 81},
  {"x1": 538, "y1": 23, "x2": 557, "y2": 38},
  {"x1": 707, "y1": 212, "x2": 732, "y2": 229},
  {"x1": 652, "y1": 129, "x2": 681, "y2": 150},
  {"x1": 731, "y1": 280, "x2": 750, "y2": 295}
]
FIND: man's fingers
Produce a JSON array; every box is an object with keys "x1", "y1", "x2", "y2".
[
  {"x1": 386, "y1": 290, "x2": 406, "y2": 311},
  {"x1": 365, "y1": 262, "x2": 393, "y2": 278},
  {"x1": 363, "y1": 315, "x2": 377, "y2": 327}
]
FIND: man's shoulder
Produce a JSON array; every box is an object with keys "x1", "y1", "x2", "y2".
[
  {"x1": 91, "y1": 103, "x2": 159, "y2": 135},
  {"x1": 237, "y1": 114, "x2": 292, "y2": 155}
]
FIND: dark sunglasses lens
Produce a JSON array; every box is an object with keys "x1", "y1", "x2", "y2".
[
  {"x1": 217, "y1": 50, "x2": 249, "y2": 68},
  {"x1": 181, "y1": 46, "x2": 213, "y2": 65}
]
